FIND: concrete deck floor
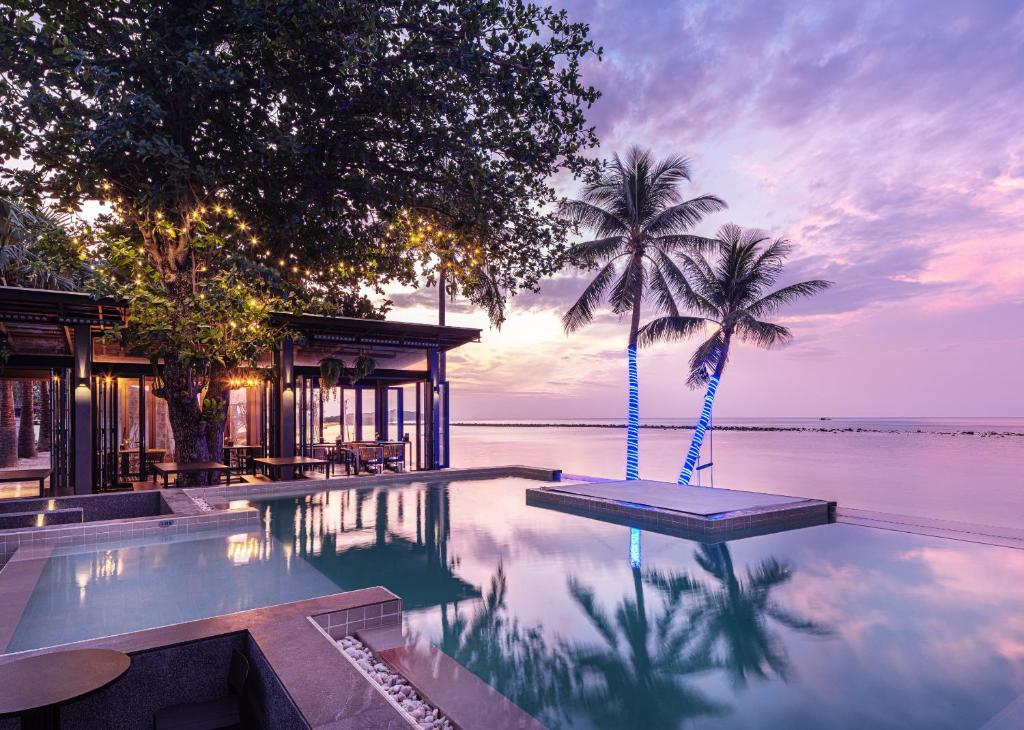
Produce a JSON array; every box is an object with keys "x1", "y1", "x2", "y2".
[{"x1": 546, "y1": 480, "x2": 810, "y2": 516}]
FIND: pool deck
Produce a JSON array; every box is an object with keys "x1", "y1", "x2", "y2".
[{"x1": 526, "y1": 479, "x2": 833, "y2": 539}]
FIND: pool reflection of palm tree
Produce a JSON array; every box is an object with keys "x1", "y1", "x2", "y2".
[
  {"x1": 566, "y1": 566, "x2": 728, "y2": 729},
  {"x1": 684, "y1": 542, "x2": 833, "y2": 686},
  {"x1": 436, "y1": 564, "x2": 572, "y2": 727}
]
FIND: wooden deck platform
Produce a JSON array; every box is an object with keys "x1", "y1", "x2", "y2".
[{"x1": 526, "y1": 479, "x2": 833, "y2": 541}]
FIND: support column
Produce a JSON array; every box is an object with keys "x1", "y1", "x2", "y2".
[
  {"x1": 427, "y1": 348, "x2": 441, "y2": 470},
  {"x1": 376, "y1": 384, "x2": 389, "y2": 441},
  {"x1": 71, "y1": 325, "x2": 93, "y2": 494},
  {"x1": 276, "y1": 339, "x2": 295, "y2": 458},
  {"x1": 355, "y1": 389, "x2": 363, "y2": 442}
]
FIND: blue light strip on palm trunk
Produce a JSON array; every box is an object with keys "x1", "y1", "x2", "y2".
[
  {"x1": 626, "y1": 345, "x2": 640, "y2": 480},
  {"x1": 678, "y1": 374, "x2": 719, "y2": 485}
]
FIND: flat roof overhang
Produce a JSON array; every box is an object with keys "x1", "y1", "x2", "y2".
[{"x1": 0, "y1": 287, "x2": 481, "y2": 367}]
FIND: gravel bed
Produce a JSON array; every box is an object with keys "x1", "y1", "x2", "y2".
[{"x1": 339, "y1": 636, "x2": 454, "y2": 730}]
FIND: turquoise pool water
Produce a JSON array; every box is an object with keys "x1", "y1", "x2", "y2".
[{"x1": 6, "y1": 477, "x2": 1024, "y2": 729}]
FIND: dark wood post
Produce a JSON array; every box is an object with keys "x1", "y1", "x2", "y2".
[{"x1": 71, "y1": 325, "x2": 93, "y2": 494}]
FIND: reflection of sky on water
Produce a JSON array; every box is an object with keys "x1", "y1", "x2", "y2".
[{"x1": 8, "y1": 477, "x2": 1024, "y2": 728}]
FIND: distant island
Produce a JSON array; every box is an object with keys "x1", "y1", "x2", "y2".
[{"x1": 452, "y1": 422, "x2": 1023, "y2": 438}]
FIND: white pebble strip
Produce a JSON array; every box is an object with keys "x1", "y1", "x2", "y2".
[{"x1": 339, "y1": 636, "x2": 454, "y2": 730}]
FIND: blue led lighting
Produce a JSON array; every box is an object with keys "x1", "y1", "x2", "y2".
[
  {"x1": 626, "y1": 345, "x2": 640, "y2": 481},
  {"x1": 629, "y1": 527, "x2": 641, "y2": 568},
  {"x1": 678, "y1": 375, "x2": 720, "y2": 485}
]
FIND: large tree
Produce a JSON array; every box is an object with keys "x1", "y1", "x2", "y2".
[
  {"x1": 1, "y1": 0, "x2": 600, "y2": 476},
  {"x1": 561, "y1": 148, "x2": 725, "y2": 480}
]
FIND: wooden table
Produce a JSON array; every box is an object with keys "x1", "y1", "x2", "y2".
[
  {"x1": 151, "y1": 461, "x2": 233, "y2": 488},
  {"x1": 0, "y1": 468, "x2": 51, "y2": 497},
  {"x1": 253, "y1": 456, "x2": 331, "y2": 481},
  {"x1": 0, "y1": 649, "x2": 130, "y2": 729},
  {"x1": 223, "y1": 444, "x2": 262, "y2": 473}
]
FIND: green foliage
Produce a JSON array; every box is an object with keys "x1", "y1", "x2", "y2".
[
  {"x1": 0, "y1": 196, "x2": 85, "y2": 290},
  {"x1": 91, "y1": 221, "x2": 287, "y2": 376},
  {"x1": 1, "y1": 0, "x2": 601, "y2": 307},
  {"x1": 318, "y1": 357, "x2": 345, "y2": 392}
]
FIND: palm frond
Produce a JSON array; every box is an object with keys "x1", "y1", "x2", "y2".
[
  {"x1": 645, "y1": 259, "x2": 680, "y2": 318},
  {"x1": 637, "y1": 315, "x2": 709, "y2": 348},
  {"x1": 569, "y1": 236, "x2": 626, "y2": 268},
  {"x1": 608, "y1": 254, "x2": 645, "y2": 315},
  {"x1": 735, "y1": 317, "x2": 791, "y2": 348},
  {"x1": 562, "y1": 258, "x2": 619, "y2": 333},
  {"x1": 559, "y1": 199, "x2": 628, "y2": 238},
  {"x1": 745, "y1": 279, "x2": 833, "y2": 317},
  {"x1": 651, "y1": 234, "x2": 722, "y2": 256},
  {"x1": 644, "y1": 195, "x2": 728, "y2": 236},
  {"x1": 687, "y1": 331, "x2": 727, "y2": 388},
  {"x1": 647, "y1": 249, "x2": 718, "y2": 317}
]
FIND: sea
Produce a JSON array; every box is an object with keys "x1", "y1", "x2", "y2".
[{"x1": 450, "y1": 417, "x2": 1024, "y2": 530}]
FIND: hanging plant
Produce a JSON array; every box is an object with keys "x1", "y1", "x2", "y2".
[
  {"x1": 319, "y1": 356, "x2": 345, "y2": 393},
  {"x1": 348, "y1": 355, "x2": 376, "y2": 384}
]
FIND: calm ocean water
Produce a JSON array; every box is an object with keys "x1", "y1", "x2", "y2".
[{"x1": 451, "y1": 418, "x2": 1024, "y2": 529}]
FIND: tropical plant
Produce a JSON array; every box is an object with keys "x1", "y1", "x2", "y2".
[
  {"x1": 639, "y1": 224, "x2": 832, "y2": 484},
  {"x1": 318, "y1": 357, "x2": 345, "y2": 392},
  {"x1": 564, "y1": 566, "x2": 727, "y2": 728},
  {"x1": 682, "y1": 543, "x2": 833, "y2": 686},
  {"x1": 561, "y1": 148, "x2": 726, "y2": 480},
  {"x1": 0, "y1": 196, "x2": 82, "y2": 466}
]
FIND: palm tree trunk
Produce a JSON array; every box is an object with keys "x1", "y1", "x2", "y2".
[
  {"x1": 626, "y1": 292, "x2": 642, "y2": 481},
  {"x1": 0, "y1": 380, "x2": 16, "y2": 467},
  {"x1": 37, "y1": 380, "x2": 51, "y2": 452},
  {"x1": 678, "y1": 343, "x2": 729, "y2": 486},
  {"x1": 17, "y1": 380, "x2": 36, "y2": 459}
]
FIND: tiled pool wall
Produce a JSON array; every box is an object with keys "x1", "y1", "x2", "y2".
[
  {"x1": 0, "y1": 501, "x2": 258, "y2": 566},
  {"x1": 0, "y1": 465, "x2": 562, "y2": 567},
  {"x1": 311, "y1": 598, "x2": 403, "y2": 641},
  {"x1": 188, "y1": 464, "x2": 562, "y2": 507}
]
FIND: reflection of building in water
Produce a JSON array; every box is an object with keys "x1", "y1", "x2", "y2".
[{"x1": 263, "y1": 483, "x2": 478, "y2": 611}]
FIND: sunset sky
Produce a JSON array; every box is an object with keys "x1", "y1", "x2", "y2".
[{"x1": 386, "y1": 0, "x2": 1024, "y2": 421}]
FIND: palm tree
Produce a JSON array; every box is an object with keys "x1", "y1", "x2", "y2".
[
  {"x1": 0, "y1": 197, "x2": 81, "y2": 466},
  {"x1": 565, "y1": 566, "x2": 727, "y2": 728},
  {"x1": 561, "y1": 148, "x2": 726, "y2": 480},
  {"x1": 683, "y1": 543, "x2": 833, "y2": 686},
  {"x1": 639, "y1": 224, "x2": 832, "y2": 484}
]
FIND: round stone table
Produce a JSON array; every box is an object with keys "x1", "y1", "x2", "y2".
[{"x1": 0, "y1": 649, "x2": 130, "y2": 730}]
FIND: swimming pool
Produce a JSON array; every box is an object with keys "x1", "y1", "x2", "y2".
[{"x1": 6, "y1": 476, "x2": 1024, "y2": 728}]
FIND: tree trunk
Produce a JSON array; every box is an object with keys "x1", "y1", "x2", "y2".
[
  {"x1": 625, "y1": 283, "x2": 643, "y2": 481},
  {"x1": 17, "y1": 380, "x2": 37, "y2": 459},
  {"x1": 37, "y1": 380, "x2": 51, "y2": 452},
  {"x1": 678, "y1": 341, "x2": 730, "y2": 486},
  {"x1": 161, "y1": 359, "x2": 229, "y2": 486},
  {"x1": 0, "y1": 380, "x2": 16, "y2": 467}
]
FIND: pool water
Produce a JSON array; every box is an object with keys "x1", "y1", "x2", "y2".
[{"x1": 7, "y1": 477, "x2": 1024, "y2": 729}]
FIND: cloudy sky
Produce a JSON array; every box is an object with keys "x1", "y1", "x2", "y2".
[{"x1": 386, "y1": 0, "x2": 1024, "y2": 420}]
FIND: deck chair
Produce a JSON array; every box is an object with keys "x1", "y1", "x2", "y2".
[{"x1": 154, "y1": 649, "x2": 249, "y2": 730}]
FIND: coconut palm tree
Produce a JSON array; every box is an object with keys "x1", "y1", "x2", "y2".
[
  {"x1": 682, "y1": 543, "x2": 833, "y2": 686},
  {"x1": 639, "y1": 224, "x2": 832, "y2": 484},
  {"x1": 561, "y1": 148, "x2": 726, "y2": 480}
]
